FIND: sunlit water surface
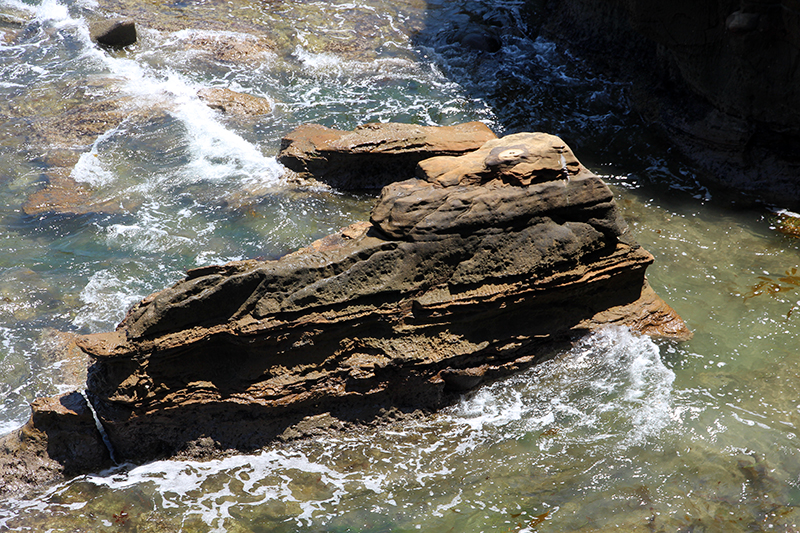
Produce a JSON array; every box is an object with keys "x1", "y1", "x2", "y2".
[{"x1": 1, "y1": 0, "x2": 800, "y2": 531}]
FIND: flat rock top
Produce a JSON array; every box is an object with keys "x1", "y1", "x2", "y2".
[
  {"x1": 282, "y1": 121, "x2": 496, "y2": 155},
  {"x1": 277, "y1": 121, "x2": 498, "y2": 188}
]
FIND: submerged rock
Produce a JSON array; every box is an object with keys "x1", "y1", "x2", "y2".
[
  {"x1": 1, "y1": 130, "x2": 690, "y2": 491},
  {"x1": 22, "y1": 175, "x2": 128, "y2": 217},
  {"x1": 197, "y1": 87, "x2": 272, "y2": 116},
  {"x1": 278, "y1": 121, "x2": 498, "y2": 189},
  {"x1": 183, "y1": 33, "x2": 275, "y2": 63}
]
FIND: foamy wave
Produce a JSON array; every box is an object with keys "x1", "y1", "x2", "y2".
[
  {"x1": 81, "y1": 449, "x2": 363, "y2": 532},
  {"x1": 72, "y1": 269, "x2": 148, "y2": 332},
  {"x1": 174, "y1": 96, "x2": 283, "y2": 186},
  {"x1": 70, "y1": 127, "x2": 120, "y2": 186},
  {"x1": 447, "y1": 326, "x2": 676, "y2": 450}
]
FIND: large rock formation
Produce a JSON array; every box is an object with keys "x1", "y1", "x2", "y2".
[
  {"x1": 0, "y1": 129, "x2": 689, "y2": 493},
  {"x1": 531, "y1": 0, "x2": 800, "y2": 207}
]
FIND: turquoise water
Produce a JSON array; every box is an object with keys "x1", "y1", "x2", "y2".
[{"x1": 2, "y1": 0, "x2": 800, "y2": 531}]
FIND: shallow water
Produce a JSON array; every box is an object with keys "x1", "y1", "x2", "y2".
[{"x1": 1, "y1": 0, "x2": 800, "y2": 531}]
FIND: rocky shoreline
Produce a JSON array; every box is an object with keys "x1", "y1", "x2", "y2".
[{"x1": 0, "y1": 123, "x2": 689, "y2": 496}]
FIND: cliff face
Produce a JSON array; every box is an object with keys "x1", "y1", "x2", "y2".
[{"x1": 534, "y1": 0, "x2": 800, "y2": 206}]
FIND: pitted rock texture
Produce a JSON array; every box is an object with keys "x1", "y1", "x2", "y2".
[
  {"x1": 4, "y1": 130, "x2": 690, "y2": 481},
  {"x1": 277, "y1": 121, "x2": 498, "y2": 189}
]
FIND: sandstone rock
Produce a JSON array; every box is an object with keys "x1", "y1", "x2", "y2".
[
  {"x1": 277, "y1": 121, "x2": 498, "y2": 189},
  {"x1": 0, "y1": 391, "x2": 112, "y2": 497},
  {"x1": 90, "y1": 19, "x2": 137, "y2": 49},
  {"x1": 4, "y1": 131, "x2": 690, "y2": 481},
  {"x1": 197, "y1": 88, "x2": 272, "y2": 116}
]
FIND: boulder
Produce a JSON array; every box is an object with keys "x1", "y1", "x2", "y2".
[
  {"x1": 197, "y1": 88, "x2": 272, "y2": 116},
  {"x1": 2, "y1": 131, "x2": 690, "y2": 482},
  {"x1": 90, "y1": 19, "x2": 137, "y2": 49},
  {"x1": 277, "y1": 121, "x2": 498, "y2": 189}
]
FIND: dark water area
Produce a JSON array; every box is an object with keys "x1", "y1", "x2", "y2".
[{"x1": 2, "y1": 0, "x2": 800, "y2": 531}]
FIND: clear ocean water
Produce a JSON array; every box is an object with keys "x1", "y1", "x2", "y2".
[{"x1": 2, "y1": 0, "x2": 800, "y2": 531}]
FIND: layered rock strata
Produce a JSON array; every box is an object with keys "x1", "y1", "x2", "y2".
[
  {"x1": 278, "y1": 121, "x2": 497, "y2": 188},
  {"x1": 2, "y1": 130, "x2": 690, "y2": 492}
]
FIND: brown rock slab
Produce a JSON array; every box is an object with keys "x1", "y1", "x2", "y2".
[
  {"x1": 197, "y1": 88, "x2": 272, "y2": 116},
  {"x1": 277, "y1": 121, "x2": 498, "y2": 189}
]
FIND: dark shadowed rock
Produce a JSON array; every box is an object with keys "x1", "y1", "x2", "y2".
[
  {"x1": 197, "y1": 87, "x2": 272, "y2": 116},
  {"x1": 532, "y1": 0, "x2": 800, "y2": 207},
  {"x1": 90, "y1": 19, "x2": 137, "y2": 48},
  {"x1": 460, "y1": 30, "x2": 502, "y2": 52},
  {"x1": 278, "y1": 121, "x2": 498, "y2": 189},
  {"x1": 1, "y1": 131, "x2": 690, "y2": 486}
]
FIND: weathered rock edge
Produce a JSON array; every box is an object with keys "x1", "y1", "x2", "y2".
[{"x1": 0, "y1": 131, "x2": 690, "y2": 496}]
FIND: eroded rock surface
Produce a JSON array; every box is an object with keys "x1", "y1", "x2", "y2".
[
  {"x1": 278, "y1": 121, "x2": 498, "y2": 188},
  {"x1": 2, "y1": 130, "x2": 690, "y2": 490}
]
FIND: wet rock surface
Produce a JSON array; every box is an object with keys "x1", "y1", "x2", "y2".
[
  {"x1": 22, "y1": 175, "x2": 129, "y2": 217},
  {"x1": 1, "y1": 129, "x2": 690, "y2": 490},
  {"x1": 278, "y1": 121, "x2": 498, "y2": 189},
  {"x1": 89, "y1": 18, "x2": 137, "y2": 48}
]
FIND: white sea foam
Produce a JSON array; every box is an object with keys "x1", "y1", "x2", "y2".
[
  {"x1": 19, "y1": 0, "x2": 283, "y2": 203},
  {"x1": 70, "y1": 127, "x2": 120, "y2": 186},
  {"x1": 72, "y1": 269, "x2": 148, "y2": 332},
  {"x1": 32, "y1": 0, "x2": 70, "y2": 23},
  {"x1": 0, "y1": 419, "x2": 23, "y2": 435},
  {"x1": 447, "y1": 326, "x2": 676, "y2": 450}
]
